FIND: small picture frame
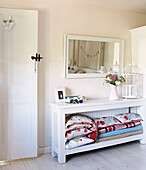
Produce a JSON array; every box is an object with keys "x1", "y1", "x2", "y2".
[{"x1": 55, "y1": 88, "x2": 66, "y2": 103}]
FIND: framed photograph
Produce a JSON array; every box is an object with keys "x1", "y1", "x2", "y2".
[{"x1": 55, "y1": 88, "x2": 66, "y2": 103}]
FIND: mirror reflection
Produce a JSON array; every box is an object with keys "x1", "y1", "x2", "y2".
[
  {"x1": 69, "y1": 40, "x2": 119, "y2": 74},
  {"x1": 65, "y1": 35, "x2": 124, "y2": 78}
]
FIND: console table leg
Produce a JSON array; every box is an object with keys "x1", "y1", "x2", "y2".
[
  {"x1": 52, "y1": 150, "x2": 57, "y2": 157},
  {"x1": 140, "y1": 139, "x2": 146, "y2": 144},
  {"x1": 140, "y1": 136, "x2": 146, "y2": 144},
  {"x1": 58, "y1": 154, "x2": 66, "y2": 164},
  {"x1": 51, "y1": 109, "x2": 58, "y2": 157},
  {"x1": 58, "y1": 110, "x2": 66, "y2": 164}
]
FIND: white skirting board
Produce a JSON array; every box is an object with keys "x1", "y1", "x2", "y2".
[{"x1": 38, "y1": 146, "x2": 51, "y2": 154}]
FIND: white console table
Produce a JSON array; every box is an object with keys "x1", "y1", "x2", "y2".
[{"x1": 50, "y1": 98, "x2": 146, "y2": 164}]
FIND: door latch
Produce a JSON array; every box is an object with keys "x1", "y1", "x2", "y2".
[
  {"x1": 31, "y1": 53, "x2": 43, "y2": 62},
  {"x1": 31, "y1": 53, "x2": 43, "y2": 73}
]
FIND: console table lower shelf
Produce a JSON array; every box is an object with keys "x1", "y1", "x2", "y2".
[
  {"x1": 53, "y1": 134, "x2": 143, "y2": 163},
  {"x1": 50, "y1": 99, "x2": 146, "y2": 164}
]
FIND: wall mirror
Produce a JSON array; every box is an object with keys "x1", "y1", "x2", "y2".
[{"x1": 64, "y1": 34, "x2": 124, "y2": 78}]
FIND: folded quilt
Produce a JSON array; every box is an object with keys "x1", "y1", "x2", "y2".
[
  {"x1": 65, "y1": 113, "x2": 143, "y2": 149},
  {"x1": 65, "y1": 128, "x2": 92, "y2": 143},
  {"x1": 99, "y1": 121, "x2": 141, "y2": 134},
  {"x1": 99, "y1": 125, "x2": 143, "y2": 138},
  {"x1": 65, "y1": 136, "x2": 94, "y2": 149},
  {"x1": 95, "y1": 116, "x2": 121, "y2": 128},
  {"x1": 65, "y1": 114, "x2": 96, "y2": 132},
  {"x1": 98, "y1": 129, "x2": 143, "y2": 142},
  {"x1": 65, "y1": 123, "x2": 92, "y2": 132},
  {"x1": 65, "y1": 114, "x2": 94, "y2": 128},
  {"x1": 114, "y1": 113, "x2": 143, "y2": 123},
  {"x1": 65, "y1": 114, "x2": 97, "y2": 143},
  {"x1": 95, "y1": 113, "x2": 143, "y2": 130}
]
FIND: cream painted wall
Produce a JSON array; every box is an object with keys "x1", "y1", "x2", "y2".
[
  {"x1": 1, "y1": 0, "x2": 146, "y2": 150},
  {"x1": 131, "y1": 27, "x2": 146, "y2": 98}
]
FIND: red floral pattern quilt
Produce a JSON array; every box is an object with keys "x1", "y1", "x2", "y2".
[
  {"x1": 65, "y1": 114, "x2": 97, "y2": 144},
  {"x1": 99, "y1": 121, "x2": 141, "y2": 134},
  {"x1": 114, "y1": 113, "x2": 143, "y2": 123},
  {"x1": 95, "y1": 116, "x2": 121, "y2": 128}
]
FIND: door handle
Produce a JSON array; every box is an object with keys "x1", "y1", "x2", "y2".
[
  {"x1": 31, "y1": 53, "x2": 43, "y2": 73},
  {"x1": 31, "y1": 53, "x2": 43, "y2": 62}
]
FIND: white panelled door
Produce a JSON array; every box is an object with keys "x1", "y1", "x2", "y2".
[{"x1": 0, "y1": 8, "x2": 38, "y2": 160}]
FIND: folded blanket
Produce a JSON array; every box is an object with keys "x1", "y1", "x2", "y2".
[
  {"x1": 95, "y1": 116, "x2": 121, "y2": 128},
  {"x1": 99, "y1": 125, "x2": 143, "y2": 138},
  {"x1": 65, "y1": 128, "x2": 92, "y2": 143},
  {"x1": 99, "y1": 121, "x2": 141, "y2": 134},
  {"x1": 65, "y1": 114, "x2": 96, "y2": 131},
  {"x1": 114, "y1": 113, "x2": 143, "y2": 123},
  {"x1": 65, "y1": 136, "x2": 94, "y2": 149},
  {"x1": 98, "y1": 129, "x2": 143, "y2": 142},
  {"x1": 65, "y1": 114, "x2": 97, "y2": 143},
  {"x1": 65, "y1": 123, "x2": 92, "y2": 132},
  {"x1": 65, "y1": 114, "x2": 94, "y2": 128}
]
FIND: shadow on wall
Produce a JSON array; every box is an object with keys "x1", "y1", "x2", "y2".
[{"x1": 38, "y1": 9, "x2": 50, "y2": 148}]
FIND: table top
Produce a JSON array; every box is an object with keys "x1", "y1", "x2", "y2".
[{"x1": 50, "y1": 98, "x2": 146, "y2": 109}]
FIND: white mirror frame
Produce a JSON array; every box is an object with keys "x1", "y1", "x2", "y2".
[{"x1": 64, "y1": 34, "x2": 124, "y2": 79}]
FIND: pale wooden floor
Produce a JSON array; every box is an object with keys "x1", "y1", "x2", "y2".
[{"x1": 1, "y1": 141, "x2": 146, "y2": 170}]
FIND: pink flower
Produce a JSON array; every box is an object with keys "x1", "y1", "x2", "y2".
[{"x1": 111, "y1": 76, "x2": 116, "y2": 81}]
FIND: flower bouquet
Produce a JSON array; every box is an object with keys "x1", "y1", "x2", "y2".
[
  {"x1": 104, "y1": 74, "x2": 125, "y2": 100},
  {"x1": 105, "y1": 74, "x2": 125, "y2": 86}
]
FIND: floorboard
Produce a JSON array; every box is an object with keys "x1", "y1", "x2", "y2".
[{"x1": 0, "y1": 141, "x2": 146, "y2": 170}]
